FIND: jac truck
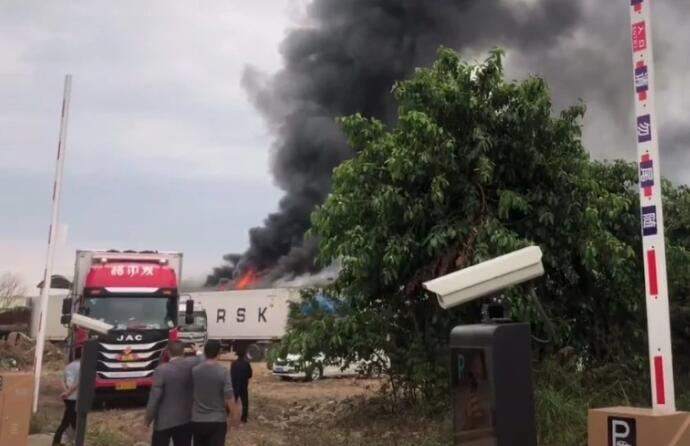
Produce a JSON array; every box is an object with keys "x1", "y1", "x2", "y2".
[
  {"x1": 60, "y1": 249, "x2": 191, "y2": 401},
  {"x1": 188, "y1": 288, "x2": 297, "y2": 361}
]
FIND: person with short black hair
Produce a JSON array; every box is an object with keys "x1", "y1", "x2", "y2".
[
  {"x1": 52, "y1": 348, "x2": 81, "y2": 446},
  {"x1": 191, "y1": 340, "x2": 240, "y2": 446},
  {"x1": 230, "y1": 346, "x2": 252, "y2": 423},
  {"x1": 145, "y1": 341, "x2": 203, "y2": 446}
]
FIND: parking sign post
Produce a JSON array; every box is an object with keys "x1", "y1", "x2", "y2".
[{"x1": 588, "y1": 2, "x2": 690, "y2": 443}]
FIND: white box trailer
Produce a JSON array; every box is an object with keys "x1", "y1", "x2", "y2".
[
  {"x1": 30, "y1": 293, "x2": 68, "y2": 341},
  {"x1": 188, "y1": 288, "x2": 300, "y2": 360}
]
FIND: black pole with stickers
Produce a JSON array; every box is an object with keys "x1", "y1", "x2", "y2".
[{"x1": 74, "y1": 339, "x2": 98, "y2": 446}]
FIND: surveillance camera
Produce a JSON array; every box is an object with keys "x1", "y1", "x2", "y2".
[
  {"x1": 423, "y1": 246, "x2": 544, "y2": 310},
  {"x1": 70, "y1": 313, "x2": 114, "y2": 335}
]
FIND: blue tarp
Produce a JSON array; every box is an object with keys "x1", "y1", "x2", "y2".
[{"x1": 300, "y1": 292, "x2": 341, "y2": 315}]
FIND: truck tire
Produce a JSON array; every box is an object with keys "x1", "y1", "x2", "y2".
[{"x1": 246, "y1": 343, "x2": 265, "y2": 362}]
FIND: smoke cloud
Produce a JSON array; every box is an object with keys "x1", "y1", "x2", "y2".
[
  {"x1": 273, "y1": 259, "x2": 341, "y2": 289},
  {"x1": 204, "y1": 253, "x2": 241, "y2": 286},
  {"x1": 211, "y1": 0, "x2": 690, "y2": 285}
]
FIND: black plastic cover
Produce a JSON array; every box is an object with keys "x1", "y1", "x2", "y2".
[{"x1": 450, "y1": 323, "x2": 536, "y2": 446}]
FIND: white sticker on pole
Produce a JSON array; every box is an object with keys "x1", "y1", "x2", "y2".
[{"x1": 629, "y1": 0, "x2": 675, "y2": 412}]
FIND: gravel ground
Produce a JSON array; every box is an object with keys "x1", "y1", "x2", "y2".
[{"x1": 33, "y1": 359, "x2": 450, "y2": 446}]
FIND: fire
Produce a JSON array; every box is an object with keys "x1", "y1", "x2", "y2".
[
  {"x1": 235, "y1": 269, "x2": 257, "y2": 289},
  {"x1": 217, "y1": 278, "x2": 230, "y2": 291}
]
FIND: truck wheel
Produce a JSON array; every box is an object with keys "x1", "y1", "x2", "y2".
[{"x1": 246, "y1": 343, "x2": 265, "y2": 362}]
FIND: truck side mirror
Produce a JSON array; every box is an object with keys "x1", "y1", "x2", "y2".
[
  {"x1": 185, "y1": 299, "x2": 194, "y2": 325},
  {"x1": 61, "y1": 298, "x2": 73, "y2": 325},
  {"x1": 61, "y1": 297, "x2": 72, "y2": 315}
]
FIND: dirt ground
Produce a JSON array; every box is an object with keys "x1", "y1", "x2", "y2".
[{"x1": 34, "y1": 358, "x2": 451, "y2": 446}]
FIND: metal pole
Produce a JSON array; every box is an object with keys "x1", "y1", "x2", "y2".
[
  {"x1": 75, "y1": 339, "x2": 99, "y2": 446},
  {"x1": 628, "y1": 0, "x2": 675, "y2": 411},
  {"x1": 33, "y1": 74, "x2": 72, "y2": 413}
]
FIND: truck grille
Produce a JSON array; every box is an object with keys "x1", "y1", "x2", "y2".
[
  {"x1": 96, "y1": 339, "x2": 167, "y2": 380},
  {"x1": 179, "y1": 334, "x2": 206, "y2": 345}
]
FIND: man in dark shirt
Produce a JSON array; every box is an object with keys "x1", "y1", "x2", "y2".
[
  {"x1": 230, "y1": 347, "x2": 253, "y2": 423},
  {"x1": 191, "y1": 340, "x2": 240, "y2": 446},
  {"x1": 145, "y1": 341, "x2": 203, "y2": 446}
]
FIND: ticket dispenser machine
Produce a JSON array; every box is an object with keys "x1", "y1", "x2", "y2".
[
  {"x1": 75, "y1": 339, "x2": 99, "y2": 446},
  {"x1": 423, "y1": 246, "x2": 545, "y2": 446},
  {"x1": 450, "y1": 322, "x2": 536, "y2": 446}
]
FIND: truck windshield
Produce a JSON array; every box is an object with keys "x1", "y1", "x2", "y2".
[
  {"x1": 85, "y1": 296, "x2": 176, "y2": 330},
  {"x1": 178, "y1": 312, "x2": 207, "y2": 332}
]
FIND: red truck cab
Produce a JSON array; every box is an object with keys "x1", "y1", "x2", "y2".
[{"x1": 63, "y1": 250, "x2": 183, "y2": 401}]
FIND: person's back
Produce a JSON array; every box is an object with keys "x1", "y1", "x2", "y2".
[
  {"x1": 191, "y1": 340, "x2": 237, "y2": 446},
  {"x1": 145, "y1": 341, "x2": 203, "y2": 446},
  {"x1": 149, "y1": 358, "x2": 197, "y2": 423},
  {"x1": 230, "y1": 353, "x2": 252, "y2": 423},
  {"x1": 230, "y1": 356, "x2": 252, "y2": 391},
  {"x1": 192, "y1": 361, "x2": 231, "y2": 421}
]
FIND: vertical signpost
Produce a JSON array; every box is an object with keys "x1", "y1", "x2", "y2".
[
  {"x1": 33, "y1": 75, "x2": 72, "y2": 413},
  {"x1": 629, "y1": 0, "x2": 675, "y2": 412},
  {"x1": 587, "y1": 3, "x2": 690, "y2": 444}
]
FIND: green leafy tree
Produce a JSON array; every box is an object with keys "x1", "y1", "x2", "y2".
[{"x1": 279, "y1": 48, "x2": 690, "y2": 406}]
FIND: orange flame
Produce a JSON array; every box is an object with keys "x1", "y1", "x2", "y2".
[{"x1": 235, "y1": 269, "x2": 257, "y2": 289}]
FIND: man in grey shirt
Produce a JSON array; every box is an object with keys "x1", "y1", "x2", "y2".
[
  {"x1": 145, "y1": 341, "x2": 203, "y2": 446},
  {"x1": 191, "y1": 340, "x2": 240, "y2": 446}
]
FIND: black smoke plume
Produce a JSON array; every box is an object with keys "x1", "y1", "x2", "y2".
[
  {"x1": 209, "y1": 0, "x2": 690, "y2": 285},
  {"x1": 204, "y1": 253, "x2": 241, "y2": 287}
]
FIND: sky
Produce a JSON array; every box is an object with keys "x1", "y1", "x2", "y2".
[
  {"x1": 2, "y1": 1, "x2": 690, "y2": 291},
  {"x1": 0, "y1": 1, "x2": 309, "y2": 288}
]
